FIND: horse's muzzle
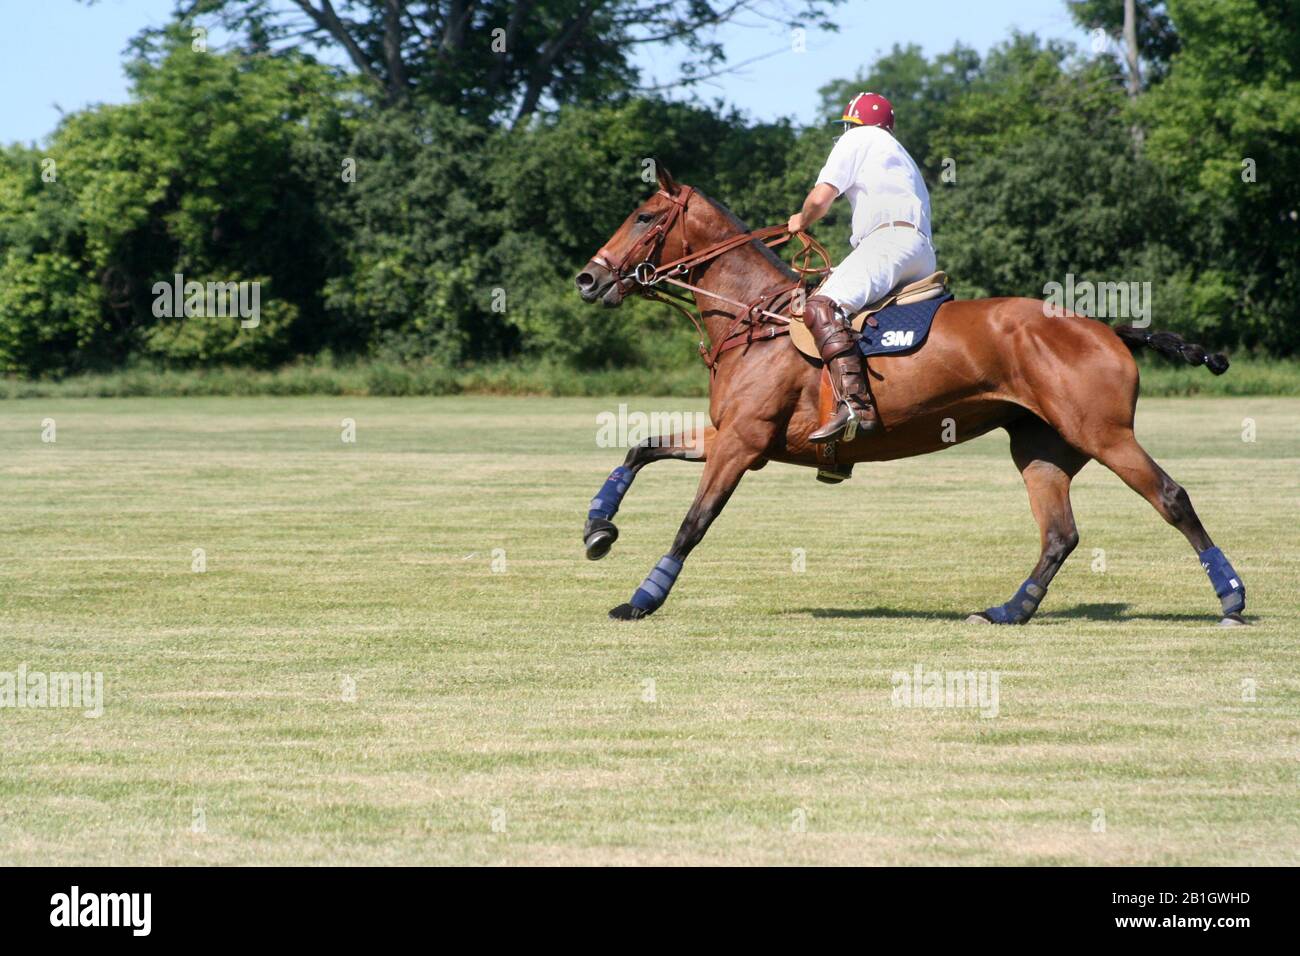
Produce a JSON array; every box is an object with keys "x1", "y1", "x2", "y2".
[{"x1": 575, "y1": 262, "x2": 624, "y2": 306}]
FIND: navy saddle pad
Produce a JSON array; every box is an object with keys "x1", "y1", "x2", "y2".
[{"x1": 857, "y1": 293, "x2": 954, "y2": 357}]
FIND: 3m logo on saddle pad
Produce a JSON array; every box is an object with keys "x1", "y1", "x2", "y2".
[{"x1": 856, "y1": 294, "x2": 953, "y2": 358}]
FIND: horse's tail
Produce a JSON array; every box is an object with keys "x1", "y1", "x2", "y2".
[{"x1": 1114, "y1": 325, "x2": 1230, "y2": 376}]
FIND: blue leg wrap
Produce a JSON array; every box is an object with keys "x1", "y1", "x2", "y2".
[
  {"x1": 630, "y1": 555, "x2": 683, "y2": 613},
  {"x1": 983, "y1": 578, "x2": 1047, "y2": 625},
  {"x1": 1199, "y1": 546, "x2": 1245, "y2": 615},
  {"x1": 588, "y1": 466, "x2": 635, "y2": 521}
]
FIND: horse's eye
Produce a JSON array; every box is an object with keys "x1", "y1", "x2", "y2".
[{"x1": 636, "y1": 213, "x2": 654, "y2": 223}]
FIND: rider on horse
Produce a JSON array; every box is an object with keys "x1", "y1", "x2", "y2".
[{"x1": 788, "y1": 92, "x2": 937, "y2": 443}]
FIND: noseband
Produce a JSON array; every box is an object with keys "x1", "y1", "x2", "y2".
[{"x1": 591, "y1": 188, "x2": 832, "y2": 372}]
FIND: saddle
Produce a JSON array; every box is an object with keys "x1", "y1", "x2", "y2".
[
  {"x1": 789, "y1": 271, "x2": 950, "y2": 359},
  {"x1": 793, "y1": 272, "x2": 952, "y2": 484}
]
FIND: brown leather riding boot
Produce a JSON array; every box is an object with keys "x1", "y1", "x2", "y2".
[{"x1": 804, "y1": 295, "x2": 878, "y2": 443}]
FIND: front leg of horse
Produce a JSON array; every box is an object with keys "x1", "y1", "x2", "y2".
[
  {"x1": 584, "y1": 426, "x2": 715, "y2": 560},
  {"x1": 609, "y1": 431, "x2": 761, "y2": 621}
]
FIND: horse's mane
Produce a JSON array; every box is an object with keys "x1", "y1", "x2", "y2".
[{"x1": 697, "y1": 190, "x2": 798, "y2": 282}]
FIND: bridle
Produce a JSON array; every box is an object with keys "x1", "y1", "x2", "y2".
[{"x1": 591, "y1": 188, "x2": 832, "y2": 372}]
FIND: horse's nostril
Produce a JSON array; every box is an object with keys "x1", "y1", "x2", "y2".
[{"x1": 576, "y1": 272, "x2": 595, "y2": 289}]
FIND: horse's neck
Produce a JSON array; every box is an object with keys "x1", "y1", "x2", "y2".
[{"x1": 685, "y1": 206, "x2": 796, "y2": 343}]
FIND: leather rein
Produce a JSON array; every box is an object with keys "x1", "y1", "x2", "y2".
[{"x1": 591, "y1": 187, "x2": 832, "y2": 372}]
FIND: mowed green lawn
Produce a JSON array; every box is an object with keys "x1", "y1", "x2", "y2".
[{"x1": 0, "y1": 395, "x2": 1296, "y2": 866}]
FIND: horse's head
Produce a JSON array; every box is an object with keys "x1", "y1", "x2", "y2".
[{"x1": 575, "y1": 162, "x2": 693, "y2": 307}]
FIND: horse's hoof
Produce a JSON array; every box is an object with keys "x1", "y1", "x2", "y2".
[
  {"x1": 608, "y1": 603, "x2": 649, "y2": 621},
  {"x1": 584, "y1": 520, "x2": 619, "y2": 561},
  {"x1": 1219, "y1": 613, "x2": 1249, "y2": 627},
  {"x1": 965, "y1": 613, "x2": 994, "y2": 625}
]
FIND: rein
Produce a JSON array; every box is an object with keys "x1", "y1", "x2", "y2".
[{"x1": 593, "y1": 188, "x2": 832, "y2": 371}]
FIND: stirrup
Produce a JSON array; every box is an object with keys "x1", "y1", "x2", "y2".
[
  {"x1": 842, "y1": 406, "x2": 859, "y2": 442},
  {"x1": 810, "y1": 402, "x2": 859, "y2": 443}
]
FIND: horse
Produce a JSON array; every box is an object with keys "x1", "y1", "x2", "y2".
[{"x1": 573, "y1": 164, "x2": 1247, "y2": 627}]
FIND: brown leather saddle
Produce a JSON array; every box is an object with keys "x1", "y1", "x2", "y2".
[
  {"x1": 789, "y1": 271, "x2": 950, "y2": 359},
  {"x1": 792, "y1": 272, "x2": 951, "y2": 484}
]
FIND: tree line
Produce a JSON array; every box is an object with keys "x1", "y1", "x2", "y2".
[{"x1": 0, "y1": 0, "x2": 1295, "y2": 377}]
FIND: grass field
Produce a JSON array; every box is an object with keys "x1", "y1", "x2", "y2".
[{"x1": 0, "y1": 395, "x2": 1297, "y2": 865}]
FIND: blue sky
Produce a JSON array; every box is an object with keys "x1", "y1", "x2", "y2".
[{"x1": 2, "y1": 0, "x2": 1091, "y2": 145}]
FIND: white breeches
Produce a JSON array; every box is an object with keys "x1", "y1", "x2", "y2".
[{"x1": 817, "y1": 226, "x2": 937, "y2": 313}]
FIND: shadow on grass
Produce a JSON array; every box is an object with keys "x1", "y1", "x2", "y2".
[
  {"x1": 800, "y1": 606, "x2": 949, "y2": 620},
  {"x1": 796, "y1": 602, "x2": 1221, "y2": 623},
  {"x1": 1039, "y1": 602, "x2": 1223, "y2": 623}
]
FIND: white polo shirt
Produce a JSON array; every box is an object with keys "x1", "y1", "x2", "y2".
[{"x1": 816, "y1": 125, "x2": 932, "y2": 247}]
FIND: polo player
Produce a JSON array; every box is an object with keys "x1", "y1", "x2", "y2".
[{"x1": 788, "y1": 92, "x2": 937, "y2": 442}]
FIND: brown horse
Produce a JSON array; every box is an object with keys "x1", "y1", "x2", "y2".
[{"x1": 574, "y1": 165, "x2": 1247, "y2": 626}]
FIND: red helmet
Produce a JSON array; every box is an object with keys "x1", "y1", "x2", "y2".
[{"x1": 835, "y1": 92, "x2": 895, "y2": 132}]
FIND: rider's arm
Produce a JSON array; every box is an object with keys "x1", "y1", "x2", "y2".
[{"x1": 788, "y1": 182, "x2": 838, "y2": 233}]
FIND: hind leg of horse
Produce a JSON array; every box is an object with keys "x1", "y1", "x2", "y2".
[
  {"x1": 970, "y1": 417, "x2": 1088, "y2": 624},
  {"x1": 1088, "y1": 430, "x2": 1247, "y2": 623},
  {"x1": 608, "y1": 429, "x2": 762, "y2": 620},
  {"x1": 584, "y1": 426, "x2": 716, "y2": 561}
]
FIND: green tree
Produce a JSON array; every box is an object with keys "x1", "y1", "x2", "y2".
[
  {"x1": 128, "y1": 0, "x2": 842, "y2": 126},
  {"x1": 0, "y1": 146, "x2": 105, "y2": 373},
  {"x1": 1068, "y1": 0, "x2": 1181, "y2": 85},
  {"x1": 321, "y1": 104, "x2": 503, "y2": 362},
  {"x1": 0, "y1": 34, "x2": 351, "y2": 373},
  {"x1": 1137, "y1": 0, "x2": 1300, "y2": 351}
]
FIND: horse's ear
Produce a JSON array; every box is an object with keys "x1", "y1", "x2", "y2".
[{"x1": 653, "y1": 158, "x2": 679, "y2": 195}]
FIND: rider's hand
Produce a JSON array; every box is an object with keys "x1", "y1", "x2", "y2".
[{"x1": 787, "y1": 212, "x2": 805, "y2": 234}]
